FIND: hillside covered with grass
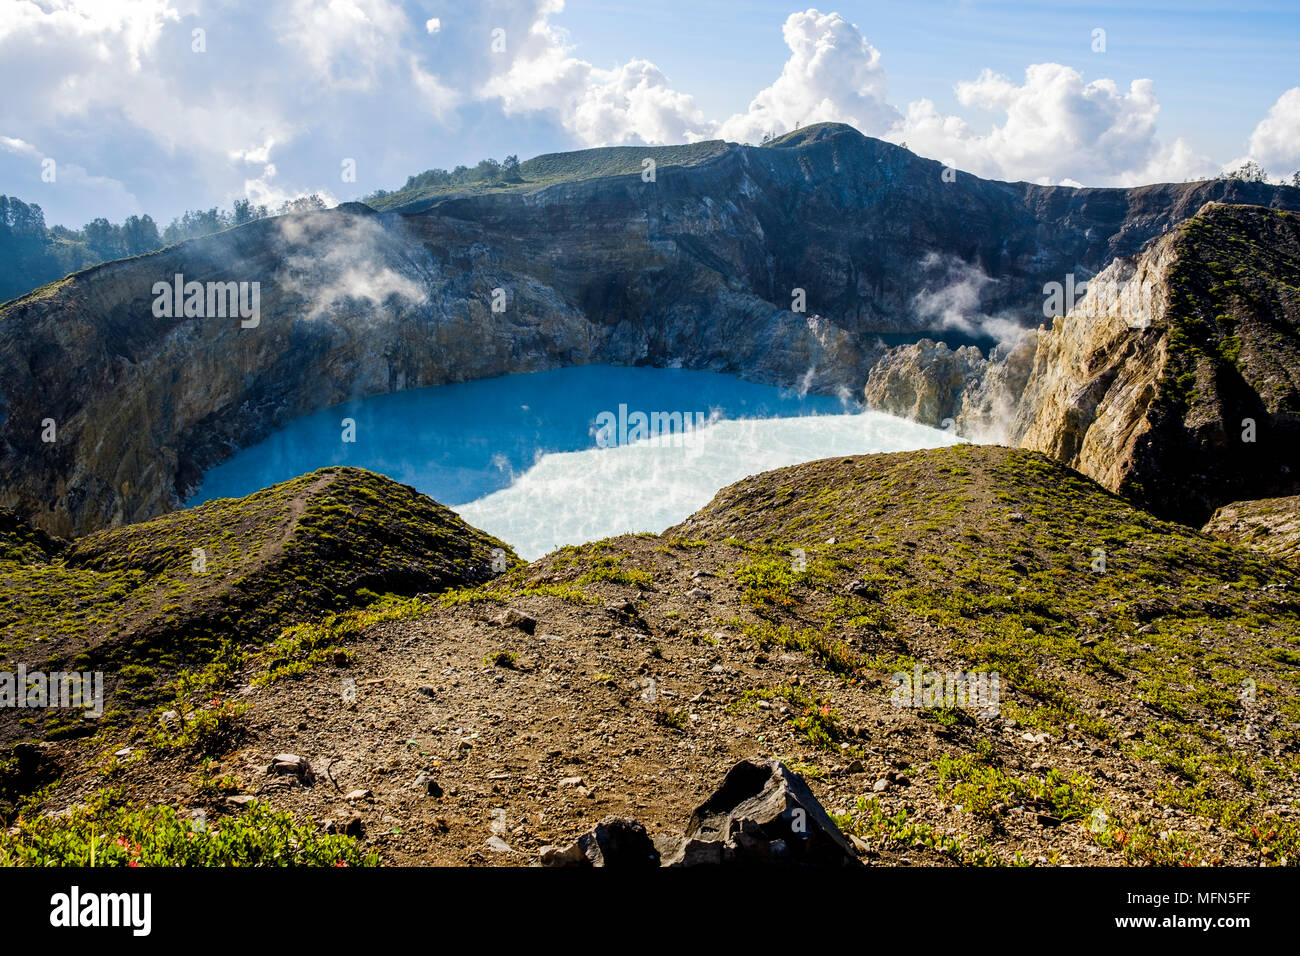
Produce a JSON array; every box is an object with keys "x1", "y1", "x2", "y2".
[
  {"x1": 0, "y1": 467, "x2": 515, "y2": 741},
  {"x1": 366, "y1": 140, "x2": 732, "y2": 212},
  {"x1": 7, "y1": 445, "x2": 1297, "y2": 866}
]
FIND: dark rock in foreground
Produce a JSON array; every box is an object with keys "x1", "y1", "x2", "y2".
[
  {"x1": 538, "y1": 760, "x2": 859, "y2": 867},
  {"x1": 661, "y1": 759, "x2": 860, "y2": 867},
  {"x1": 540, "y1": 816, "x2": 661, "y2": 868}
]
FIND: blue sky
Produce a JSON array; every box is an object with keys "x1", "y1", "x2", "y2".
[
  {"x1": 560, "y1": 0, "x2": 1300, "y2": 158},
  {"x1": 1, "y1": 0, "x2": 1297, "y2": 228}
]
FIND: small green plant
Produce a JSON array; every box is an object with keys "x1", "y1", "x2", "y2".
[
  {"x1": 258, "y1": 595, "x2": 428, "y2": 684},
  {"x1": 0, "y1": 792, "x2": 377, "y2": 867},
  {"x1": 737, "y1": 684, "x2": 847, "y2": 752},
  {"x1": 735, "y1": 556, "x2": 802, "y2": 611},
  {"x1": 485, "y1": 650, "x2": 519, "y2": 669},
  {"x1": 831, "y1": 796, "x2": 1009, "y2": 866},
  {"x1": 149, "y1": 698, "x2": 249, "y2": 757},
  {"x1": 191, "y1": 760, "x2": 240, "y2": 797},
  {"x1": 655, "y1": 708, "x2": 690, "y2": 730}
]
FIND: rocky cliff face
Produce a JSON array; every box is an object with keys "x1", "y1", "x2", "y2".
[
  {"x1": 862, "y1": 333, "x2": 1037, "y2": 441},
  {"x1": 1008, "y1": 233, "x2": 1179, "y2": 494},
  {"x1": 1010, "y1": 203, "x2": 1300, "y2": 524},
  {"x1": 2, "y1": 124, "x2": 1297, "y2": 537},
  {"x1": 864, "y1": 203, "x2": 1300, "y2": 524},
  {"x1": 1203, "y1": 495, "x2": 1300, "y2": 560}
]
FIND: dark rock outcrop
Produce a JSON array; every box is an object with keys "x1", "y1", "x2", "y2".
[
  {"x1": 539, "y1": 760, "x2": 858, "y2": 867},
  {"x1": 661, "y1": 759, "x2": 860, "y2": 867},
  {"x1": 539, "y1": 816, "x2": 661, "y2": 867}
]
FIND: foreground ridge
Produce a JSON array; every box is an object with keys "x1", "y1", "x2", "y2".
[{"x1": 5, "y1": 446, "x2": 1298, "y2": 867}]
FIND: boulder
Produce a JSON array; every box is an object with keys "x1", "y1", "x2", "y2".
[
  {"x1": 267, "y1": 753, "x2": 314, "y2": 784},
  {"x1": 662, "y1": 759, "x2": 860, "y2": 867},
  {"x1": 539, "y1": 816, "x2": 661, "y2": 868}
]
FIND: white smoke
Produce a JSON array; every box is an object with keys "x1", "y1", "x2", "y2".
[
  {"x1": 912, "y1": 252, "x2": 995, "y2": 334},
  {"x1": 275, "y1": 213, "x2": 426, "y2": 320},
  {"x1": 907, "y1": 252, "x2": 1037, "y2": 354}
]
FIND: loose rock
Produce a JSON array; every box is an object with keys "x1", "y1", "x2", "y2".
[
  {"x1": 267, "y1": 753, "x2": 314, "y2": 784},
  {"x1": 662, "y1": 759, "x2": 860, "y2": 867},
  {"x1": 540, "y1": 816, "x2": 660, "y2": 867},
  {"x1": 490, "y1": 609, "x2": 536, "y2": 634}
]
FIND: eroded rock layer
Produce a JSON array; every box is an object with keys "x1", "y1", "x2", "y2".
[{"x1": 1011, "y1": 203, "x2": 1300, "y2": 524}]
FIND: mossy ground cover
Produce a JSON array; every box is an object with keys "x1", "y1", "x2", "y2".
[
  {"x1": 0, "y1": 467, "x2": 516, "y2": 739},
  {"x1": 670, "y1": 444, "x2": 1300, "y2": 863},
  {"x1": 1158, "y1": 205, "x2": 1300, "y2": 418},
  {"x1": 0, "y1": 790, "x2": 375, "y2": 866},
  {"x1": 8, "y1": 444, "x2": 1299, "y2": 866}
]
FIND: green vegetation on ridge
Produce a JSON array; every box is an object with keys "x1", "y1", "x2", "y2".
[
  {"x1": 0, "y1": 467, "x2": 515, "y2": 737},
  {"x1": 365, "y1": 141, "x2": 731, "y2": 212}
]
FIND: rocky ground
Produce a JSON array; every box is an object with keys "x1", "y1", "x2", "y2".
[
  {"x1": 1205, "y1": 495, "x2": 1300, "y2": 563},
  {"x1": 6, "y1": 445, "x2": 1299, "y2": 866},
  {"x1": 0, "y1": 468, "x2": 512, "y2": 743}
]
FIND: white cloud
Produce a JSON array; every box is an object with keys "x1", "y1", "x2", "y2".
[
  {"x1": 283, "y1": 0, "x2": 410, "y2": 93},
  {"x1": 1246, "y1": 87, "x2": 1300, "y2": 177},
  {"x1": 0, "y1": 0, "x2": 466, "y2": 224},
  {"x1": 896, "y1": 64, "x2": 1215, "y2": 185},
  {"x1": 1124, "y1": 137, "x2": 1218, "y2": 186},
  {"x1": 0, "y1": 136, "x2": 42, "y2": 160},
  {"x1": 709, "y1": 10, "x2": 1215, "y2": 185},
  {"x1": 409, "y1": 54, "x2": 462, "y2": 121},
  {"x1": 0, "y1": 0, "x2": 180, "y2": 70},
  {"x1": 570, "y1": 60, "x2": 711, "y2": 146},
  {"x1": 243, "y1": 163, "x2": 339, "y2": 213},
  {"x1": 2, "y1": 1, "x2": 1294, "y2": 231},
  {"x1": 230, "y1": 138, "x2": 274, "y2": 166},
  {"x1": 480, "y1": 7, "x2": 711, "y2": 146},
  {"x1": 717, "y1": 8, "x2": 899, "y2": 144}
]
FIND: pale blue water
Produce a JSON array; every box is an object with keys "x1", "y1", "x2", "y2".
[
  {"x1": 189, "y1": 365, "x2": 850, "y2": 506},
  {"x1": 188, "y1": 364, "x2": 959, "y2": 558}
]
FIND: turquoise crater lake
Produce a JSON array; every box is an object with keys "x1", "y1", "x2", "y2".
[{"x1": 188, "y1": 365, "x2": 960, "y2": 559}]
